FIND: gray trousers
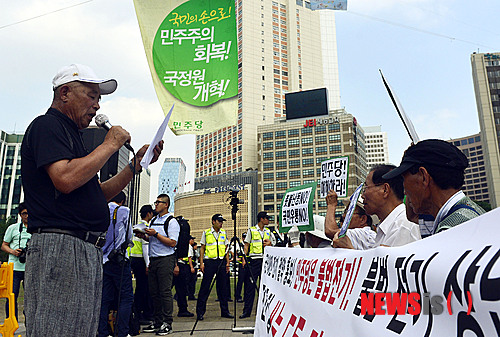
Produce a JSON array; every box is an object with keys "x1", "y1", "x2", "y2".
[
  {"x1": 148, "y1": 255, "x2": 176, "y2": 325},
  {"x1": 25, "y1": 233, "x2": 103, "y2": 337}
]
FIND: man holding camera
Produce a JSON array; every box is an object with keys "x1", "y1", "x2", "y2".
[
  {"x1": 1, "y1": 202, "x2": 31, "y2": 321},
  {"x1": 97, "y1": 192, "x2": 134, "y2": 337}
]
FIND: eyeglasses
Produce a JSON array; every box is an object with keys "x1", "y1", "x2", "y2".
[
  {"x1": 362, "y1": 183, "x2": 384, "y2": 193},
  {"x1": 154, "y1": 201, "x2": 166, "y2": 205},
  {"x1": 20, "y1": 212, "x2": 28, "y2": 216}
]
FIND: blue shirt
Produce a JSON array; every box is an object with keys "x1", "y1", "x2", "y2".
[
  {"x1": 102, "y1": 202, "x2": 132, "y2": 264},
  {"x1": 149, "y1": 213, "x2": 179, "y2": 258}
]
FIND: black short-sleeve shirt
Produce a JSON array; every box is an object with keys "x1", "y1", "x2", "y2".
[{"x1": 21, "y1": 108, "x2": 109, "y2": 232}]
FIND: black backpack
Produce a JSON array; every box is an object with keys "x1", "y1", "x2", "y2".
[{"x1": 165, "y1": 215, "x2": 191, "y2": 258}]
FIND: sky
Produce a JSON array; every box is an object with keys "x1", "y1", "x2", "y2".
[{"x1": 1, "y1": 0, "x2": 499, "y2": 202}]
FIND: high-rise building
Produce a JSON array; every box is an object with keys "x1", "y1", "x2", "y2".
[
  {"x1": 448, "y1": 134, "x2": 489, "y2": 204},
  {"x1": 81, "y1": 127, "x2": 129, "y2": 183},
  {"x1": 257, "y1": 109, "x2": 367, "y2": 221},
  {"x1": 364, "y1": 126, "x2": 389, "y2": 169},
  {"x1": 81, "y1": 127, "x2": 138, "y2": 215},
  {"x1": 129, "y1": 168, "x2": 152, "y2": 224},
  {"x1": 158, "y1": 158, "x2": 186, "y2": 212},
  {"x1": 195, "y1": 0, "x2": 340, "y2": 178},
  {"x1": 0, "y1": 131, "x2": 24, "y2": 222},
  {"x1": 138, "y1": 168, "x2": 151, "y2": 209},
  {"x1": 471, "y1": 52, "x2": 500, "y2": 208},
  {"x1": 195, "y1": 170, "x2": 258, "y2": 225},
  {"x1": 174, "y1": 184, "x2": 252, "y2": 240}
]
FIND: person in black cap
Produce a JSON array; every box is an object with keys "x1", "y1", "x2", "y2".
[
  {"x1": 240, "y1": 211, "x2": 275, "y2": 319},
  {"x1": 187, "y1": 237, "x2": 198, "y2": 301},
  {"x1": 173, "y1": 234, "x2": 196, "y2": 317},
  {"x1": 195, "y1": 214, "x2": 233, "y2": 321},
  {"x1": 383, "y1": 139, "x2": 485, "y2": 234}
]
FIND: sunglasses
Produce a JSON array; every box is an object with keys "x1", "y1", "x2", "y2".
[{"x1": 154, "y1": 201, "x2": 166, "y2": 205}]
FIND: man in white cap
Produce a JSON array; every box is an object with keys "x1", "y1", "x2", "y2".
[
  {"x1": 287, "y1": 215, "x2": 333, "y2": 249},
  {"x1": 324, "y1": 190, "x2": 376, "y2": 250},
  {"x1": 21, "y1": 64, "x2": 163, "y2": 336},
  {"x1": 304, "y1": 215, "x2": 332, "y2": 248}
]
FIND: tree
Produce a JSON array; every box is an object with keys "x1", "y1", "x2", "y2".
[
  {"x1": 473, "y1": 200, "x2": 492, "y2": 212},
  {"x1": 0, "y1": 219, "x2": 9, "y2": 262}
]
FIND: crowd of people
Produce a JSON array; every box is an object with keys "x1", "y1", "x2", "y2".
[{"x1": 6, "y1": 63, "x2": 488, "y2": 336}]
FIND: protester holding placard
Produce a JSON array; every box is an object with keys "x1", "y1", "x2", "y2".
[
  {"x1": 331, "y1": 165, "x2": 421, "y2": 249},
  {"x1": 325, "y1": 190, "x2": 376, "y2": 250},
  {"x1": 382, "y1": 139, "x2": 485, "y2": 234},
  {"x1": 304, "y1": 215, "x2": 332, "y2": 248}
]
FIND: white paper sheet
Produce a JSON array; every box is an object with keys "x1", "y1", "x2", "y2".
[{"x1": 140, "y1": 104, "x2": 174, "y2": 170}]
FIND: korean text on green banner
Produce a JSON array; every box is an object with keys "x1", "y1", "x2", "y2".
[
  {"x1": 133, "y1": 0, "x2": 238, "y2": 135},
  {"x1": 320, "y1": 156, "x2": 349, "y2": 198},
  {"x1": 279, "y1": 181, "x2": 316, "y2": 233},
  {"x1": 310, "y1": 0, "x2": 348, "y2": 11}
]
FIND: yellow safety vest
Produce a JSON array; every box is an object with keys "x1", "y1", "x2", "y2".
[
  {"x1": 129, "y1": 220, "x2": 147, "y2": 257},
  {"x1": 204, "y1": 228, "x2": 227, "y2": 259},
  {"x1": 248, "y1": 226, "x2": 271, "y2": 257},
  {"x1": 129, "y1": 237, "x2": 143, "y2": 256}
]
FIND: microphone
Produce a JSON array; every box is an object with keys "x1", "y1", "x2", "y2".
[{"x1": 95, "y1": 114, "x2": 134, "y2": 152}]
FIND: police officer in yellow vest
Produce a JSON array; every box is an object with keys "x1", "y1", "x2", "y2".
[
  {"x1": 195, "y1": 214, "x2": 234, "y2": 321},
  {"x1": 129, "y1": 205, "x2": 154, "y2": 324},
  {"x1": 240, "y1": 211, "x2": 275, "y2": 319},
  {"x1": 174, "y1": 234, "x2": 195, "y2": 317}
]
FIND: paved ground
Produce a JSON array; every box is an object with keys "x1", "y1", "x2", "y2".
[
  {"x1": 14, "y1": 316, "x2": 256, "y2": 337},
  {"x1": 2, "y1": 281, "x2": 257, "y2": 336}
]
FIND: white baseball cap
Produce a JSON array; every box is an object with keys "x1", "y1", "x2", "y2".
[
  {"x1": 307, "y1": 215, "x2": 331, "y2": 242},
  {"x1": 52, "y1": 64, "x2": 117, "y2": 95}
]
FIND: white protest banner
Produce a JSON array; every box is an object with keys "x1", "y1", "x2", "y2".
[
  {"x1": 133, "y1": 0, "x2": 238, "y2": 135},
  {"x1": 310, "y1": 0, "x2": 348, "y2": 11},
  {"x1": 338, "y1": 183, "x2": 364, "y2": 238},
  {"x1": 256, "y1": 207, "x2": 500, "y2": 336},
  {"x1": 279, "y1": 181, "x2": 317, "y2": 233},
  {"x1": 320, "y1": 156, "x2": 349, "y2": 198}
]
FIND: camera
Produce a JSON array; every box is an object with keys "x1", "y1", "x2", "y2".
[
  {"x1": 18, "y1": 248, "x2": 27, "y2": 264},
  {"x1": 108, "y1": 248, "x2": 128, "y2": 265}
]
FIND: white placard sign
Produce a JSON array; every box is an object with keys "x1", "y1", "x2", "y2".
[
  {"x1": 255, "y1": 207, "x2": 500, "y2": 337},
  {"x1": 320, "y1": 156, "x2": 349, "y2": 198},
  {"x1": 281, "y1": 187, "x2": 313, "y2": 228}
]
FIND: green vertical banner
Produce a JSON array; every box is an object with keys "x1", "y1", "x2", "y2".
[{"x1": 134, "y1": 0, "x2": 238, "y2": 135}]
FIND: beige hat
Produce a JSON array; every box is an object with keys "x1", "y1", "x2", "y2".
[
  {"x1": 52, "y1": 64, "x2": 117, "y2": 95},
  {"x1": 307, "y1": 215, "x2": 331, "y2": 242}
]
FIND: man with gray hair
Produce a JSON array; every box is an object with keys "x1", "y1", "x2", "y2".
[
  {"x1": 382, "y1": 139, "x2": 485, "y2": 234},
  {"x1": 21, "y1": 64, "x2": 163, "y2": 336},
  {"x1": 327, "y1": 165, "x2": 421, "y2": 249}
]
